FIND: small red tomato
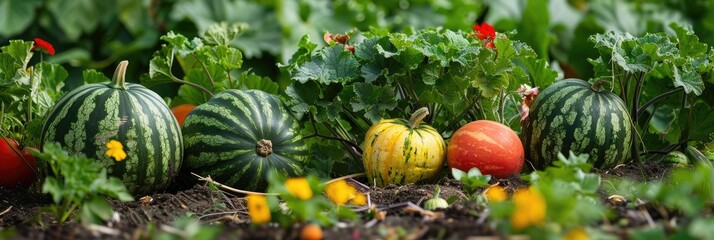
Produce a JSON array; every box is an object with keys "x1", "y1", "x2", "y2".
[
  {"x1": 447, "y1": 120, "x2": 524, "y2": 178},
  {"x1": 0, "y1": 138, "x2": 37, "y2": 188}
]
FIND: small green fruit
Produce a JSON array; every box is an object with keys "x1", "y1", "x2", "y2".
[{"x1": 423, "y1": 186, "x2": 449, "y2": 210}]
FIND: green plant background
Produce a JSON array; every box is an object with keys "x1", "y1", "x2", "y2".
[{"x1": 4, "y1": 0, "x2": 714, "y2": 88}]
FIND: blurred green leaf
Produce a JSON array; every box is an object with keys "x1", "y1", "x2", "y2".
[
  {"x1": 0, "y1": 0, "x2": 42, "y2": 37},
  {"x1": 46, "y1": 0, "x2": 113, "y2": 41}
]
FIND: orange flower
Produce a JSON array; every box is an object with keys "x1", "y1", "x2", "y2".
[
  {"x1": 247, "y1": 194, "x2": 271, "y2": 224},
  {"x1": 484, "y1": 184, "x2": 507, "y2": 203},
  {"x1": 511, "y1": 187, "x2": 546, "y2": 229},
  {"x1": 325, "y1": 179, "x2": 363, "y2": 205},
  {"x1": 563, "y1": 227, "x2": 588, "y2": 240},
  {"x1": 285, "y1": 178, "x2": 313, "y2": 200},
  {"x1": 105, "y1": 140, "x2": 127, "y2": 161},
  {"x1": 351, "y1": 192, "x2": 367, "y2": 206},
  {"x1": 32, "y1": 38, "x2": 55, "y2": 55}
]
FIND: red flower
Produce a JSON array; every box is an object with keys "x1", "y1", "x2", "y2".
[
  {"x1": 32, "y1": 38, "x2": 55, "y2": 56},
  {"x1": 468, "y1": 23, "x2": 497, "y2": 50},
  {"x1": 471, "y1": 23, "x2": 496, "y2": 41}
]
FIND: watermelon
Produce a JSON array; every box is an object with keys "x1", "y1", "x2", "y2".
[
  {"x1": 41, "y1": 61, "x2": 183, "y2": 195},
  {"x1": 181, "y1": 89, "x2": 308, "y2": 191},
  {"x1": 522, "y1": 78, "x2": 633, "y2": 169}
]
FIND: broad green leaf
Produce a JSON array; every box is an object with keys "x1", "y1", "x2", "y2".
[
  {"x1": 680, "y1": 101, "x2": 714, "y2": 142},
  {"x1": 568, "y1": 15, "x2": 605, "y2": 79},
  {"x1": 117, "y1": 0, "x2": 154, "y2": 36},
  {"x1": 294, "y1": 45, "x2": 359, "y2": 84},
  {"x1": 46, "y1": 0, "x2": 112, "y2": 41},
  {"x1": 516, "y1": 0, "x2": 550, "y2": 59},
  {"x1": 210, "y1": 45, "x2": 243, "y2": 71},
  {"x1": 0, "y1": 40, "x2": 33, "y2": 72},
  {"x1": 285, "y1": 81, "x2": 322, "y2": 114},
  {"x1": 202, "y1": 22, "x2": 248, "y2": 46},
  {"x1": 520, "y1": 57, "x2": 558, "y2": 88},
  {"x1": 236, "y1": 72, "x2": 279, "y2": 94},
  {"x1": 0, "y1": 0, "x2": 41, "y2": 37},
  {"x1": 82, "y1": 69, "x2": 111, "y2": 84},
  {"x1": 80, "y1": 197, "x2": 114, "y2": 225},
  {"x1": 671, "y1": 23, "x2": 708, "y2": 58},
  {"x1": 672, "y1": 63, "x2": 704, "y2": 95},
  {"x1": 342, "y1": 83, "x2": 398, "y2": 124}
]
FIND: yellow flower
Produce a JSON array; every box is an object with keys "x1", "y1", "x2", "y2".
[
  {"x1": 511, "y1": 186, "x2": 546, "y2": 230},
  {"x1": 105, "y1": 140, "x2": 127, "y2": 161},
  {"x1": 247, "y1": 194, "x2": 271, "y2": 224},
  {"x1": 563, "y1": 227, "x2": 588, "y2": 240},
  {"x1": 285, "y1": 178, "x2": 313, "y2": 200},
  {"x1": 351, "y1": 193, "x2": 367, "y2": 206},
  {"x1": 484, "y1": 184, "x2": 507, "y2": 202},
  {"x1": 326, "y1": 179, "x2": 359, "y2": 205}
]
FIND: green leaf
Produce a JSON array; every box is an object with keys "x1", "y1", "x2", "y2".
[
  {"x1": 235, "y1": 72, "x2": 279, "y2": 94},
  {"x1": 285, "y1": 81, "x2": 321, "y2": 114},
  {"x1": 342, "y1": 83, "x2": 398, "y2": 124},
  {"x1": 515, "y1": 0, "x2": 550, "y2": 59},
  {"x1": 82, "y1": 69, "x2": 111, "y2": 84},
  {"x1": 97, "y1": 177, "x2": 134, "y2": 202},
  {"x1": 178, "y1": 69, "x2": 218, "y2": 105},
  {"x1": 46, "y1": 0, "x2": 111, "y2": 41},
  {"x1": 202, "y1": 22, "x2": 248, "y2": 46},
  {"x1": 210, "y1": 45, "x2": 243, "y2": 71},
  {"x1": 670, "y1": 23, "x2": 709, "y2": 58},
  {"x1": 117, "y1": 0, "x2": 155, "y2": 36},
  {"x1": 0, "y1": 0, "x2": 41, "y2": 36},
  {"x1": 520, "y1": 56, "x2": 558, "y2": 88},
  {"x1": 672, "y1": 63, "x2": 704, "y2": 95},
  {"x1": 681, "y1": 101, "x2": 714, "y2": 142},
  {"x1": 294, "y1": 45, "x2": 359, "y2": 84},
  {"x1": 80, "y1": 197, "x2": 114, "y2": 225},
  {"x1": 0, "y1": 40, "x2": 33, "y2": 79}
]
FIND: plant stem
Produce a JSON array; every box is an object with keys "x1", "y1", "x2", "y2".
[
  {"x1": 636, "y1": 87, "x2": 683, "y2": 119},
  {"x1": 191, "y1": 52, "x2": 216, "y2": 89},
  {"x1": 630, "y1": 72, "x2": 645, "y2": 163},
  {"x1": 170, "y1": 75, "x2": 215, "y2": 97},
  {"x1": 302, "y1": 115, "x2": 363, "y2": 159}
]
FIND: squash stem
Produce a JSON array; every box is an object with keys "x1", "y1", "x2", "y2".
[
  {"x1": 112, "y1": 60, "x2": 129, "y2": 89},
  {"x1": 408, "y1": 107, "x2": 430, "y2": 129}
]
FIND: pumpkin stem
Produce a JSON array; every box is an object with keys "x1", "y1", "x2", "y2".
[
  {"x1": 256, "y1": 139, "x2": 273, "y2": 157},
  {"x1": 408, "y1": 107, "x2": 430, "y2": 129},
  {"x1": 112, "y1": 60, "x2": 129, "y2": 89}
]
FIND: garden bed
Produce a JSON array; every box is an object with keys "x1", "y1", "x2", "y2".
[{"x1": 1, "y1": 161, "x2": 672, "y2": 239}]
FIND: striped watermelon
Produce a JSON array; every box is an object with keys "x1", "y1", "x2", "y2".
[
  {"x1": 181, "y1": 89, "x2": 308, "y2": 191},
  {"x1": 522, "y1": 78, "x2": 632, "y2": 169},
  {"x1": 40, "y1": 61, "x2": 183, "y2": 195}
]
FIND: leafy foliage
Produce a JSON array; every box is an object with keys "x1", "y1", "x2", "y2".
[
  {"x1": 283, "y1": 28, "x2": 557, "y2": 174},
  {"x1": 30, "y1": 143, "x2": 133, "y2": 225},
  {"x1": 451, "y1": 167, "x2": 491, "y2": 197},
  {"x1": 143, "y1": 23, "x2": 278, "y2": 107},
  {"x1": 0, "y1": 40, "x2": 67, "y2": 146},
  {"x1": 589, "y1": 23, "x2": 714, "y2": 162}
]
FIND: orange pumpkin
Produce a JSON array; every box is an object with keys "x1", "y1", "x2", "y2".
[{"x1": 171, "y1": 104, "x2": 196, "y2": 127}]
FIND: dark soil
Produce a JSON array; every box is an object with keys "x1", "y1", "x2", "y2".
[{"x1": 0, "y1": 161, "x2": 672, "y2": 240}]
